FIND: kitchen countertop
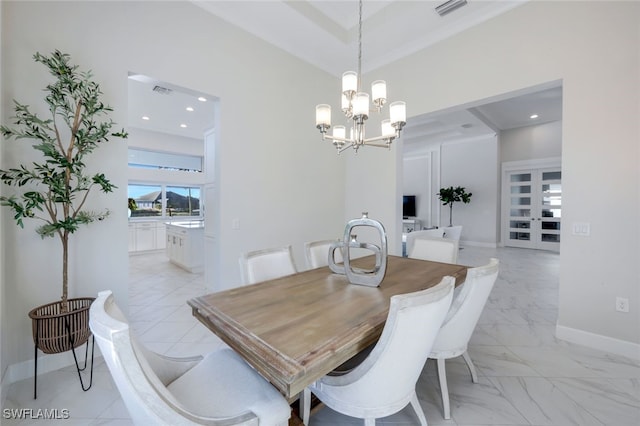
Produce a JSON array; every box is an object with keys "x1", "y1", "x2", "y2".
[{"x1": 166, "y1": 221, "x2": 204, "y2": 229}]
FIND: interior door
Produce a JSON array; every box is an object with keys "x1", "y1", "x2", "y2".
[
  {"x1": 537, "y1": 169, "x2": 562, "y2": 250},
  {"x1": 505, "y1": 167, "x2": 561, "y2": 251}
]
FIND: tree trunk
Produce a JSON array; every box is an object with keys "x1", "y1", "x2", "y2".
[
  {"x1": 448, "y1": 204, "x2": 453, "y2": 227},
  {"x1": 61, "y1": 231, "x2": 69, "y2": 312}
]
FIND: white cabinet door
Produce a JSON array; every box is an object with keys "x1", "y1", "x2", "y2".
[
  {"x1": 156, "y1": 224, "x2": 167, "y2": 250},
  {"x1": 128, "y1": 224, "x2": 137, "y2": 252},
  {"x1": 504, "y1": 166, "x2": 561, "y2": 251},
  {"x1": 167, "y1": 231, "x2": 183, "y2": 263},
  {"x1": 135, "y1": 222, "x2": 156, "y2": 251}
]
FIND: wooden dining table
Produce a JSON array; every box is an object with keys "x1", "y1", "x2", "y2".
[{"x1": 187, "y1": 255, "x2": 467, "y2": 401}]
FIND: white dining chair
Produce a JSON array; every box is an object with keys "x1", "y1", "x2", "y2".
[
  {"x1": 442, "y1": 225, "x2": 463, "y2": 242},
  {"x1": 304, "y1": 239, "x2": 343, "y2": 269},
  {"x1": 89, "y1": 290, "x2": 291, "y2": 426},
  {"x1": 429, "y1": 258, "x2": 499, "y2": 419},
  {"x1": 404, "y1": 228, "x2": 445, "y2": 257},
  {"x1": 239, "y1": 245, "x2": 297, "y2": 285},
  {"x1": 301, "y1": 276, "x2": 455, "y2": 426},
  {"x1": 409, "y1": 236, "x2": 459, "y2": 264}
]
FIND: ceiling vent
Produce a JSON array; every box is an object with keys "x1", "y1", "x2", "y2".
[
  {"x1": 152, "y1": 85, "x2": 172, "y2": 95},
  {"x1": 435, "y1": 0, "x2": 468, "y2": 17}
]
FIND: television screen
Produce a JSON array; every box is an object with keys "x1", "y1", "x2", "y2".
[{"x1": 403, "y1": 195, "x2": 416, "y2": 218}]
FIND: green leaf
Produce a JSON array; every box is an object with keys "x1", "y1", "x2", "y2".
[{"x1": 0, "y1": 50, "x2": 127, "y2": 258}]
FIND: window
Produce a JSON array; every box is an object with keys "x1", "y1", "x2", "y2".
[
  {"x1": 166, "y1": 186, "x2": 201, "y2": 217},
  {"x1": 128, "y1": 148, "x2": 202, "y2": 172},
  {"x1": 128, "y1": 184, "x2": 202, "y2": 219}
]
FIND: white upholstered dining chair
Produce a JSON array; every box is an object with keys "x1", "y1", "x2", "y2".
[
  {"x1": 239, "y1": 245, "x2": 297, "y2": 285},
  {"x1": 404, "y1": 228, "x2": 445, "y2": 257},
  {"x1": 301, "y1": 276, "x2": 455, "y2": 426},
  {"x1": 429, "y1": 258, "x2": 499, "y2": 419},
  {"x1": 409, "y1": 236, "x2": 459, "y2": 264},
  {"x1": 303, "y1": 239, "x2": 342, "y2": 269},
  {"x1": 89, "y1": 290, "x2": 291, "y2": 426},
  {"x1": 442, "y1": 225, "x2": 463, "y2": 242}
]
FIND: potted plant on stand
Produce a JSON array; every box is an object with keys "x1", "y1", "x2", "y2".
[
  {"x1": 0, "y1": 50, "x2": 127, "y2": 398},
  {"x1": 438, "y1": 186, "x2": 472, "y2": 227}
]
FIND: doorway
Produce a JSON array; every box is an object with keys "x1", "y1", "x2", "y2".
[
  {"x1": 502, "y1": 159, "x2": 562, "y2": 252},
  {"x1": 126, "y1": 73, "x2": 216, "y2": 268},
  {"x1": 401, "y1": 82, "x2": 563, "y2": 248}
]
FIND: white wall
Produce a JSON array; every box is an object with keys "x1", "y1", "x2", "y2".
[
  {"x1": 1, "y1": 1, "x2": 344, "y2": 378},
  {"x1": 403, "y1": 154, "x2": 433, "y2": 227},
  {"x1": 501, "y1": 120, "x2": 562, "y2": 163},
  {"x1": 440, "y1": 136, "x2": 499, "y2": 246},
  {"x1": 345, "y1": 145, "x2": 403, "y2": 256},
  {"x1": 351, "y1": 1, "x2": 639, "y2": 353}
]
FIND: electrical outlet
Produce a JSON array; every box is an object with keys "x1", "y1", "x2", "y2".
[{"x1": 616, "y1": 297, "x2": 629, "y2": 313}]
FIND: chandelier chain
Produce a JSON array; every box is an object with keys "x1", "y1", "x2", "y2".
[{"x1": 357, "y1": 0, "x2": 362, "y2": 92}]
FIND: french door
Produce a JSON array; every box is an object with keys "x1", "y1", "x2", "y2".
[{"x1": 503, "y1": 161, "x2": 561, "y2": 251}]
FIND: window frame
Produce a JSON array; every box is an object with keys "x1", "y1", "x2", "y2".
[{"x1": 128, "y1": 182, "x2": 203, "y2": 220}]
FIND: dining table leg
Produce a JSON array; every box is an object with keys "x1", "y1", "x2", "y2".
[{"x1": 300, "y1": 388, "x2": 311, "y2": 425}]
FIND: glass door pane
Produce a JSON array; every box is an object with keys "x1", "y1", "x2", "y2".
[
  {"x1": 536, "y1": 169, "x2": 561, "y2": 249},
  {"x1": 507, "y1": 172, "x2": 533, "y2": 247}
]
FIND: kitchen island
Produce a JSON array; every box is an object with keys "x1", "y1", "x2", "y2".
[{"x1": 165, "y1": 221, "x2": 204, "y2": 273}]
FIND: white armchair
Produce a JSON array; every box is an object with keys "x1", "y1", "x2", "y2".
[
  {"x1": 429, "y1": 258, "x2": 499, "y2": 419},
  {"x1": 302, "y1": 276, "x2": 455, "y2": 425},
  {"x1": 239, "y1": 245, "x2": 297, "y2": 285},
  {"x1": 90, "y1": 290, "x2": 291, "y2": 426}
]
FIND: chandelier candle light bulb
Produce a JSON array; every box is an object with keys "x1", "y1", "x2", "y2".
[
  {"x1": 342, "y1": 71, "x2": 358, "y2": 97},
  {"x1": 390, "y1": 101, "x2": 407, "y2": 127},
  {"x1": 353, "y1": 92, "x2": 370, "y2": 118},
  {"x1": 315, "y1": 104, "x2": 331, "y2": 131},
  {"x1": 314, "y1": 0, "x2": 406, "y2": 153},
  {"x1": 333, "y1": 125, "x2": 346, "y2": 149},
  {"x1": 371, "y1": 80, "x2": 387, "y2": 109}
]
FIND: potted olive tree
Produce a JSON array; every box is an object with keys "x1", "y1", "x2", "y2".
[
  {"x1": 0, "y1": 50, "x2": 127, "y2": 397},
  {"x1": 438, "y1": 186, "x2": 472, "y2": 227}
]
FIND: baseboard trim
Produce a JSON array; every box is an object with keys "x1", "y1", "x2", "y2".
[
  {"x1": 5, "y1": 351, "x2": 77, "y2": 385},
  {"x1": 460, "y1": 240, "x2": 498, "y2": 248},
  {"x1": 556, "y1": 324, "x2": 640, "y2": 360}
]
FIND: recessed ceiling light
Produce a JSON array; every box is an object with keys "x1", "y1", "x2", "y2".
[
  {"x1": 186, "y1": 107, "x2": 194, "y2": 112},
  {"x1": 180, "y1": 124, "x2": 188, "y2": 128},
  {"x1": 142, "y1": 116, "x2": 150, "y2": 120},
  {"x1": 198, "y1": 97, "x2": 207, "y2": 102},
  {"x1": 530, "y1": 114, "x2": 539, "y2": 119}
]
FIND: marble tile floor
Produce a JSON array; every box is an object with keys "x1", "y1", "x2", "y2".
[{"x1": 3, "y1": 247, "x2": 639, "y2": 425}]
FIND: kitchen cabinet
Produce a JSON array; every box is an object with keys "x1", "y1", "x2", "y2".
[
  {"x1": 166, "y1": 221, "x2": 204, "y2": 273},
  {"x1": 128, "y1": 221, "x2": 167, "y2": 253}
]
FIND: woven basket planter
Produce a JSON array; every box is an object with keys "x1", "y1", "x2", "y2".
[{"x1": 28, "y1": 297, "x2": 95, "y2": 355}]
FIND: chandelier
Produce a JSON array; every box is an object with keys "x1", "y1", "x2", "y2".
[{"x1": 315, "y1": 0, "x2": 406, "y2": 154}]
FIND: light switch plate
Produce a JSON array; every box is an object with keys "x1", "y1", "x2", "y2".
[{"x1": 572, "y1": 222, "x2": 590, "y2": 236}]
